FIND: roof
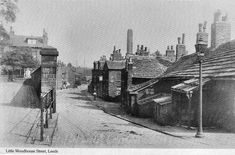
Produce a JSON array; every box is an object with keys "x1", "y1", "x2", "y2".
[
  {"x1": 128, "y1": 40, "x2": 235, "y2": 93},
  {"x1": 153, "y1": 95, "x2": 172, "y2": 106},
  {"x1": 8, "y1": 34, "x2": 53, "y2": 49},
  {"x1": 171, "y1": 78, "x2": 211, "y2": 93},
  {"x1": 138, "y1": 93, "x2": 170, "y2": 105},
  {"x1": 105, "y1": 60, "x2": 125, "y2": 70},
  {"x1": 164, "y1": 40, "x2": 235, "y2": 78},
  {"x1": 132, "y1": 57, "x2": 168, "y2": 78}
]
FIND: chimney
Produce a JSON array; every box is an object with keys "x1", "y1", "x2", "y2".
[
  {"x1": 43, "y1": 28, "x2": 48, "y2": 45},
  {"x1": 118, "y1": 49, "x2": 121, "y2": 53},
  {"x1": 145, "y1": 47, "x2": 147, "y2": 51},
  {"x1": 171, "y1": 45, "x2": 173, "y2": 50},
  {"x1": 141, "y1": 45, "x2": 144, "y2": 50},
  {"x1": 137, "y1": 45, "x2": 140, "y2": 51},
  {"x1": 167, "y1": 46, "x2": 170, "y2": 50},
  {"x1": 127, "y1": 57, "x2": 133, "y2": 88},
  {"x1": 10, "y1": 26, "x2": 14, "y2": 36},
  {"x1": 177, "y1": 37, "x2": 181, "y2": 44},
  {"x1": 113, "y1": 46, "x2": 116, "y2": 52},
  {"x1": 182, "y1": 33, "x2": 185, "y2": 44},
  {"x1": 127, "y1": 29, "x2": 133, "y2": 55}
]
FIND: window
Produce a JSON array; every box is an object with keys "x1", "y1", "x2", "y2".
[{"x1": 27, "y1": 39, "x2": 37, "y2": 44}]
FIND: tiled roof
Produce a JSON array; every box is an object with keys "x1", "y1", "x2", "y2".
[
  {"x1": 164, "y1": 40, "x2": 235, "y2": 78},
  {"x1": 105, "y1": 60, "x2": 125, "y2": 70},
  {"x1": 132, "y1": 57, "x2": 168, "y2": 78}
]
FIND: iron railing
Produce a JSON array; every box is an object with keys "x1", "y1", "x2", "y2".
[{"x1": 40, "y1": 88, "x2": 55, "y2": 141}]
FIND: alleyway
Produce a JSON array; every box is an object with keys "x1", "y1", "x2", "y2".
[{"x1": 52, "y1": 85, "x2": 206, "y2": 148}]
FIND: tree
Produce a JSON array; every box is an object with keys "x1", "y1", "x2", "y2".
[
  {"x1": 0, "y1": 0, "x2": 18, "y2": 40},
  {"x1": 0, "y1": 0, "x2": 18, "y2": 23},
  {"x1": 1, "y1": 47, "x2": 39, "y2": 81}
]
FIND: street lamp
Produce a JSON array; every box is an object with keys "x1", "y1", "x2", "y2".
[{"x1": 195, "y1": 22, "x2": 208, "y2": 138}]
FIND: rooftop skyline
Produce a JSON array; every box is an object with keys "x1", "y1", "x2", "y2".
[{"x1": 6, "y1": 0, "x2": 235, "y2": 67}]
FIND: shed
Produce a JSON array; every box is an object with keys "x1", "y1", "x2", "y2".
[{"x1": 153, "y1": 95, "x2": 173, "y2": 125}]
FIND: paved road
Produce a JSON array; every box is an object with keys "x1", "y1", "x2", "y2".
[{"x1": 51, "y1": 85, "x2": 206, "y2": 148}]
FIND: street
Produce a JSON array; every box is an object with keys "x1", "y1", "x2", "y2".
[{"x1": 51, "y1": 85, "x2": 204, "y2": 148}]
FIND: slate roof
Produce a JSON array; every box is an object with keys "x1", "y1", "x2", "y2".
[
  {"x1": 164, "y1": 40, "x2": 235, "y2": 78},
  {"x1": 128, "y1": 40, "x2": 235, "y2": 92},
  {"x1": 9, "y1": 34, "x2": 53, "y2": 49},
  {"x1": 105, "y1": 60, "x2": 125, "y2": 70},
  {"x1": 131, "y1": 57, "x2": 169, "y2": 78}
]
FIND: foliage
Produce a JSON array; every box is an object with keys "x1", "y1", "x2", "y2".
[
  {"x1": 1, "y1": 47, "x2": 39, "y2": 70},
  {"x1": 0, "y1": 0, "x2": 18, "y2": 41},
  {"x1": 0, "y1": 0, "x2": 18, "y2": 23}
]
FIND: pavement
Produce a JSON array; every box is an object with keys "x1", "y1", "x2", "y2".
[{"x1": 0, "y1": 81, "x2": 59, "y2": 147}]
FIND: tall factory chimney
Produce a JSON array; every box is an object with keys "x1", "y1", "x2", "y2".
[{"x1": 127, "y1": 29, "x2": 133, "y2": 55}]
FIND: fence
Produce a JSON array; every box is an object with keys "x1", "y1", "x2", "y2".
[{"x1": 40, "y1": 88, "x2": 55, "y2": 141}]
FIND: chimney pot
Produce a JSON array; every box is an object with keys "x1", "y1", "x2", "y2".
[{"x1": 145, "y1": 47, "x2": 147, "y2": 51}]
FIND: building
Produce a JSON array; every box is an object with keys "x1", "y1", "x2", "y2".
[
  {"x1": 123, "y1": 23, "x2": 235, "y2": 132},
  {"x1": 211, "y1": 10, "x2": 231, "y2": 49},
  {"x1": 121, "y1": 56, "x2": 172, "y2": 115},
  {"x1": 90, "y1": 59, "x2": 106, "y2": 98},
  {"x1": 0, "y1": 26, "x2": 54, "y2": 78},
  {"x1": 103, "y1": 60, "x2": 125, "y2": 101}
]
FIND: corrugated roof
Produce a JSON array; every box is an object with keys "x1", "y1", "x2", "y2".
[
  {"x1": 105, "y1": 60, "x2": 125, "y2": 70},
  {"x1": 171, "y1": 78, "x2": 211, "y2": 93}
]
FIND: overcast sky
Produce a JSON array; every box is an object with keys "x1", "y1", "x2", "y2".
[{"x1": 7, "y1": 0, "x2": 235, "y2": 67}]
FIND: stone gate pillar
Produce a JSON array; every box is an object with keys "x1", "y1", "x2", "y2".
[{"x1": 40, "y1": 48, "x2": 59, "y2": 113}]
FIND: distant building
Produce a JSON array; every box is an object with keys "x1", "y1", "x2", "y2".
[
  {"x1": 211, "y1": 10, "x2": 231, "y2": 49},
  {"x1": 1, "y1": 27, "x2": 50, "y2": 62}
]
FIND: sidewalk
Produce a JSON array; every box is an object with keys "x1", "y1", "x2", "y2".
[{"x1": 86, "y1": 92, "x2": 235, "y2": 148}]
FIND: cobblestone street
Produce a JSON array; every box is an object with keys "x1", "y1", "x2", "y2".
[{"x1": 51, "y1": 85, "x2": 205, "y2": 148}]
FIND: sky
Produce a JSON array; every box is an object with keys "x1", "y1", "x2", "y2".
[{"x1": 6, "y1": 0, "x2": 235, "y2": 67}]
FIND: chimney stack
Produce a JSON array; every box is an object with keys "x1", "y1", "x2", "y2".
[
  {"x1": 167, "y1": 46, "x2": 170, "y2": 50},
  {"x1": 113, "y1": 46, "x2": 116, "y2": 52},
  {"x1": 127, "y1": 29, "x2": 133, "y2": 55},
  {"x1": 141, "y1": 45, "x2": 144, "y2": 50},
  {"x1": 171, "y1": 45, "x2": 173, "y2": 50},
  {"x1": 182, "y1": 33, "x2": 185, "y2": 44},
  {"x1": 178, "y1": 37, "x2": 181, "y2": 44},
  {"x1": 145, "y1": 47, "x2": 147, "y2": 51}
]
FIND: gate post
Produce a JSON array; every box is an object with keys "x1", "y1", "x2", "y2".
[{"x1": 40, "y1": 48, "x2": 59, "y2": 113}]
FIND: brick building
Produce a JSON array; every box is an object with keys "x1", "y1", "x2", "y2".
[
  {"x1": 211, "y1": 10, "x2": 231, "y2": 49},
  {"x1": 103, "y1": 60, "x2": 125, "y2": 100}
]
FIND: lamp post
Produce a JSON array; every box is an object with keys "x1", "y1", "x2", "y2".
[{"x1": 195, "y1": 22, "x2": 208, "y2": 138}]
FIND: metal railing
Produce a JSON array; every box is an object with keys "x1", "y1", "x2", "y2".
[{"x1": 40, "y1": 88, "x2": 55, "y2": 141}]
